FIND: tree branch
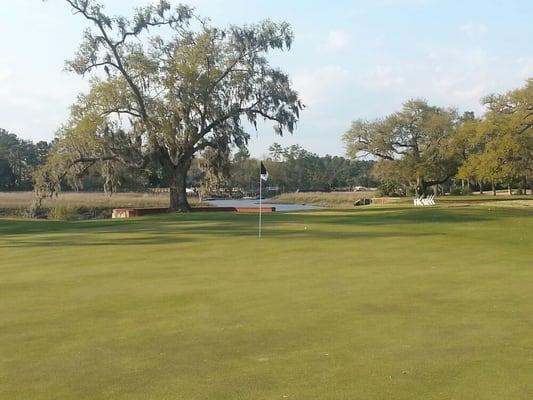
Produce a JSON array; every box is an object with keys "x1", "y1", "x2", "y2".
[{"x1": 425, "y1": 174, "x2": 453, "y2": 187}]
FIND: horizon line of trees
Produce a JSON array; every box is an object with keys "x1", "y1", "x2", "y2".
[
  {"x1": 3, "y1": 78, "x2": 532, "y2": 198},
  {"x1": 0, "y1": 129, "x2": 51, "y2": 191},
  {"x1": 2, "y1": 78, "x2": 531, "y2": 197},
  {"x1": 197, "y1": 145, "x2": 377, "y2": 196},
  {"x1": 1, "y1": 128, "x2": 377, "y2": 196}
]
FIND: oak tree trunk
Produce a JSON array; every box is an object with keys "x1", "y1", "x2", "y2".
[
  {"x1": 416, "y1": 177, "x2": 425, "y2": 196},
  {"x1": 167, "y1": 159, "x2": 192, "y2": 212}
]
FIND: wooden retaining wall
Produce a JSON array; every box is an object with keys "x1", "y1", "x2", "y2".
[{"x1": 112, "y1": 206, "x2": 275, "y2": 219}]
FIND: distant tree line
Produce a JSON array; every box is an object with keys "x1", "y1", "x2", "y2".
[
  {"x1": 3, "y1": 125, "x2": 376, "y2": 196},
  {"x1": 343, "y1": 79, "x2": 532, "y2": 196},
  {"x1": 195, "y1": 144, "x2": 377, "y2": 196},
  {"x1": 0, "y1": 129, "x2": 51, "y2": 191},
  {"x1": 264, "y1": 144, "x2": 376, "y2": 192},
  {"x1": 5, "y1": 79, "x2": 531, "y2": 198},
  {"x1": 0, "y1": 127, "x2": 165, "y2": 193}
]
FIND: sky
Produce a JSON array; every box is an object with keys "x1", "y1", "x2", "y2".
[{"x1": 0, "y1": 0, "x2": 532, "y2": 158}]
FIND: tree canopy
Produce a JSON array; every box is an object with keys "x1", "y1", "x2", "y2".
[
  {"x1": 458, "y1": 79, "x2": 533, "y2": 192},
  {"x1": 0, "y1": 128, "x2": 51, "y2": 191},
  {"x1": 343, "y1": 99, "x2": 459, "y2": 195}
]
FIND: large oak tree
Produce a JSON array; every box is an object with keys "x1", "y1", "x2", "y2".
[
  {"x1": 457, "y1": 79, "x2": 533, "y2": 193},
  {"x1": 343, "y1": 99, "x2": 459, "y2": 195},
  {"x1": 37, "y1": 0, "x2": 302, "y2": 211}
]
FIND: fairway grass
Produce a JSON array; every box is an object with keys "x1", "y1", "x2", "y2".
[{"x1": 1, "y1": 206, "x2": 532, "y2": 399}]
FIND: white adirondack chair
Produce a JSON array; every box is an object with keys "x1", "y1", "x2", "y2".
[{"x1": 413, "y1": 194, "x2": 436, "y2": 206}]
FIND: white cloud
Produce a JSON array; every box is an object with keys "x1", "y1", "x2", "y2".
[
  {"x1": 0, "y1": 68, "x2": 12, "y2": 81},
  {"x1": 460, "y1": 23, "x2": 488, "y2": 37},
  {"x1": 364, "y1": 65, "x2": 407, "y2": 89},
  {"x1": 0, "y1": 67, "x2": 86, "y2": 141},
  {"x1": 324, "y1": 30, "x2": 350, "y2": 51},
  {"x1": 428, "y1": 47, "x2": 487, "y2": 67},
  {"x1": 351, "y1": 44, "x2": 533, "y2": 115},
  {"x1": 515, "y1": 56, "x2": 533, "y2": 79},
  {"x1": 450, "y1": 84, "x2": 488, "y2": 102},
  {"x1": 372, "y1": 37, "x2": 385, "y2": 48},
  {"x1": 293, "y1": 65, "x2": 351, "y2": 106}
]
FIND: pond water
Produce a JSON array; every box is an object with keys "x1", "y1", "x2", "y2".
[{"x1": 206, "y1": 198, "x2": 321, "y2": 212}]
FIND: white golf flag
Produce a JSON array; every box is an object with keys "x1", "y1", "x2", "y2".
[{"x1": 260, "y1": 161, "x2": 269, "y2": 181}]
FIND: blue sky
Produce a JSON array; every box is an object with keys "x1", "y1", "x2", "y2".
[{"x1": 0, "y1": 0, "x2": 531, "y2": 157}]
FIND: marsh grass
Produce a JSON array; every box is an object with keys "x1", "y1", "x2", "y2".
[
  {"x1": 0, "y1": 191, "x2": 179, "y2": 208},
  {"x1": 0, "y1": 192, "x2": 203, "y2": 219},
  {"x1": 272, "y1": 191, "x2": 406, "y2": 208}
]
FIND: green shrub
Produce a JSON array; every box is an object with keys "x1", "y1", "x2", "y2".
[
  {"x1": 405, "y1": 187, "x2": 416, "y2": 197},
  {"x1": 450, "y1": 187, "x2": 463, "y2": 196},
  {"x1": 0, "y1": 207, "x2": 26, "y2": 218},
  {"x1": 46, "y1": 206, "x2": 112, "y2": 220},
  {"x1": 377, "y1": 182, "x2": 405, "y2": 197},
  {"x1": 47, "y1": 206, "x2": 79, "y2": 221}
]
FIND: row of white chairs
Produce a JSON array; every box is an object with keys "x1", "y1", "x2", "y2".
[{"x1": 413, "y1": 194, "x2": 436, "y2": 206}]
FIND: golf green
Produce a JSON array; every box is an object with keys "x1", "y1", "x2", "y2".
[{"x1": 1, "y1": 206, "x2": 532, "y2": 399}]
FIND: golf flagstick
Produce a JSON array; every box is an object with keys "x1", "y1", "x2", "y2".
[
  {"x1": 258, "y1": 161, "x2": 268, "y2": 238},
  {"x1": 259, "y1": 167, "x2": 262, "y2": 238}
]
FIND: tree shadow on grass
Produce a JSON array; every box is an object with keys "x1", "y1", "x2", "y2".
[
  {"x1": 0, "y1": 220, "x2": 450, "y2": 251},
  {"x1": 287, "y1": 206, "x2": 523, "y2": 226},
  {"x1": 0, "y1": 234, "x2": 195, "y2": 248},
  {"x1": 0, "y1": 218, "x2": 141, "y2": 236},
  {"x1": 0, "y1": 227, "x2": 445, "y2": 249},
  {"x1": 0, "y1": 206, "x2": 513, "y2": 249}
]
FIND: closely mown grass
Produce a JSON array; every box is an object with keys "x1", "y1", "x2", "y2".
[
  {"x1": 437, "y1": 194, "x2": 532, "y2": 204},
  {"x1": 1, "y1": 205, "x2": 532, "y2": 399},
  {"x1": 475, "y1": 199, "x2": 533, "y2": 208}
]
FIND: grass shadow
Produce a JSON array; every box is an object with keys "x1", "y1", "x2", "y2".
[{"x1": 1, "y1": 205, "x2": 526, "y2": 249}]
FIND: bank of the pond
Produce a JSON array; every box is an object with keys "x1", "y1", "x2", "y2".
[
  {"x1": 270, "y1": 191, "x2": 405, "y2": 208},
  {"x1": 206, "y1": 198, "x2": 321, "y2": 212}
]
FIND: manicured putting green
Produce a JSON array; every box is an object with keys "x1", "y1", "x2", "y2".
[{"x1": 1, "y1": 206, "x2": 532, "y2": 399}]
